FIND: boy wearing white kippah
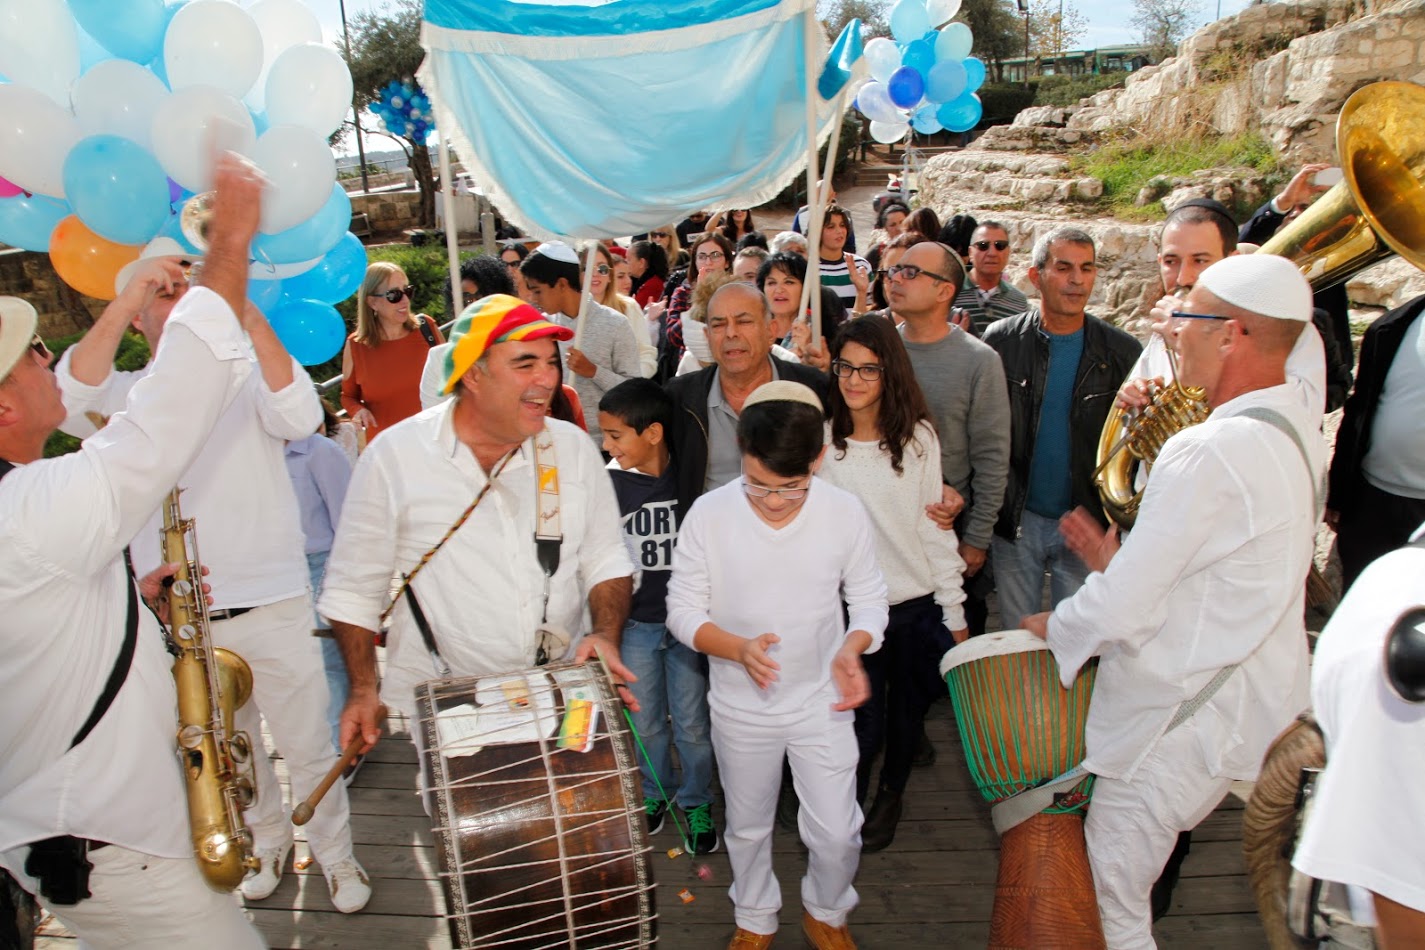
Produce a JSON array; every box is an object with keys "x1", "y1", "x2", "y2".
[{"x1": 667, "y1": 381, "x2": 888, "y2": 950}]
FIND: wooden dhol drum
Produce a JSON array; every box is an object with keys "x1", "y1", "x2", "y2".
[
  {"x1": 940, "y1": 630, "x2": 1105, "y2": 950},
  {"x1": 414, "y1": 660, "x2": 657, "y2": 949}
]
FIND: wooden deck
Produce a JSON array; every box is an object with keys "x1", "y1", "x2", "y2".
[{"x1": 35, "y1": 699, "x2": 1268, "y2": 949}]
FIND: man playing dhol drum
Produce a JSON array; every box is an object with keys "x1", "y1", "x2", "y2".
[
  {"x1": 1023, "y1": 253, "x2": 1326, "y2": 949},
  {"x1": 321, "y1": 294, "x2": 638, "y2": 755}
]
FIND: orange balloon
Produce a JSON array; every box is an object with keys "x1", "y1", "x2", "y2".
[{"x1": 49, "y1": 215, "x2": 143, "y2": 301}]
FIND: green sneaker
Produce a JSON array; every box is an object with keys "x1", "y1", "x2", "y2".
[
  {"x1": 686, "y1": 803, "x2": 719, "y2": 855},
  {"x1": 644, "y1": 798, "x2": 668, "y2": 836}
]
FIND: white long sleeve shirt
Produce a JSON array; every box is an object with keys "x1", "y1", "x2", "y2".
[
  {"x1": 0, "y1": 289, "x2": 249, "y2": 883},
  {"x1": 818, "y1": 421, "x2": 967, "y2": 630},
  {"x1": 1047, "y1": 384, "x2": 1323, "y2": 781},
  {"x1": 55, "y1": 328, "x2": 321, "y2": 609},
  {"x1": 1130, "y1": 324, "x2": 1327, "y2": 417},
  {"x1": 318, "y1": 407, "x2": 633, "y2": 718},
  {"x1": 666, "y1": 477, "x2": 889, "y2": 723}
]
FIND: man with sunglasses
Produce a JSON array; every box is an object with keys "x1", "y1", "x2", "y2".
[
  {"x1": 952, "y1": 222, "x2": 1029, "y2": 337},
  {"x1": 53, "y1": 197, "x2": 368, "y2": 912},
  {"x1": 982, "y1": 227, "x2": 1141, "y2": 634},
  {"x1": 0, "y1": 156, "x2": 268, "y2": 949},
  {"x1": 1023, "y1": 253, "x2": 1326, "y2": 949}
]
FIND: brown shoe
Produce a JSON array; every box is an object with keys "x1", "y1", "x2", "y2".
[
  {"x1": 727, "y1": 927, "x2": 775, "y2": 949},
  {"x1": 801, "y1": 911, "x2": 856, "y2": 950}
]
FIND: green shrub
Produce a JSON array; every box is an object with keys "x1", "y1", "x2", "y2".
[{"x1": 1030, "y1": 72, "x2": 1129, "y2": 107}]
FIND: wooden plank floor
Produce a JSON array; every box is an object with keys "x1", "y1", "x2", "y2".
[{"x1": 35, "y1": 698, "x2": 1268, "y2": 949}]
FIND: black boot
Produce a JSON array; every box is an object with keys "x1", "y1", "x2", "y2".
[
  {"x1": 911, "y1": 728, "x2": 936, "y2": 768},
  {"x1": 860, "y1": 786, "x2": 903, "y2": 853}
]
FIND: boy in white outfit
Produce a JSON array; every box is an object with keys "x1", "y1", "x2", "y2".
[{"x1": 667, "y1": 380, "x2": 888, "y2": 950}]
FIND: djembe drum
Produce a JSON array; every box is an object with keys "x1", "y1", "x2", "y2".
[
  {"x1": 413, "y1": 660, "x2": 657, "y2": 949},
  {"x1": 940, "y1": 630, "x2": 1105, "y2": 949}
]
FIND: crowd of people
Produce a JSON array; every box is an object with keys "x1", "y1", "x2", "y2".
[{"x1": 0, "y1": 158, "x2": 1420, "y2": 950}]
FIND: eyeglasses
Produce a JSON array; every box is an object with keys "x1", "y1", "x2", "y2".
[
  {"x1": 740, "y1": 476, "x2": 811, "y2": 501},
  {"x1": 380, "y1": 286, "x2": 413, "y2": 303},
  {"x1": 972, "y1": 240, "x2": 1010, "y2": 252},
  {"x1": 593, "y1": 264, "x2": 610, "y2": 276},
  {"x1": 831, "y1": 359, "x2": 883, "y2": 381},
  {"x1": 695, "y1": 250, "x2": 725, "y2": 263},
  {"x1": 886, "y1": 264, "x2": 954, "y2": 283},
  {"x1": 1171, "y1": 310, "x2": 1248, "y2": 335}
]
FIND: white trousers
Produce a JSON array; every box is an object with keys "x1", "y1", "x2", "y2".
[
  {"x1": 711, "y1": 706, "x2": 862, "y2": 935},
  {"x1": 41, "y1": 845, "x2": 266, "y2": 950},
  {"x1": 1085, "y1": 718, "x2": 1232, "y2": 950},
  {"x1": 215, "y1": 596, "x2": 354, "y2": 868}
]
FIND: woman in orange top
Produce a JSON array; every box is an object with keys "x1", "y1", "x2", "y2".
[{"x1": 341, "y1": 262, "x2": 444, "y2": 440}]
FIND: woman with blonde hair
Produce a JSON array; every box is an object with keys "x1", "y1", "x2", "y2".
[
  {"x1": 648, "y1": 225, "x2": 687, "y2": 271},
  {"x1": 583, "y1": 242, "x2": 657, "y2": 378},
  {"x1": 340, "y1": 261, "x2": 443, "y2": 440}
]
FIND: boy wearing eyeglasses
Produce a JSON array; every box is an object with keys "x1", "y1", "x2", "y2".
[
  {"x1": 951, "y1": 221, "x2": 1028, "y2": 337},
  {"x1": 666, "y1": 380, "x2": 888, "y2": 950}
]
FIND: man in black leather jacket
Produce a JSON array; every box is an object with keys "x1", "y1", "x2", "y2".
[{"x1": 982, "y1": 227, "x2": 1141, "y2": 630}]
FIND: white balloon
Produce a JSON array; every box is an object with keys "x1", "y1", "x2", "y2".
[
  {"x1": 858, "y1": 81, "x2": 902, "y2": 126},
  {"x1": 249, "y1": 255, "x2": 319, "y2": 279},
  {"x1": 870, "y1": 119, "x2": 909, "y2": 145},
  {"x1": 251, "y1": 125, "x2": 337, "y2": 233},
  {"x1": 245, "y1": 0, "x2": 322, "y2": 111},
  {"x1": 0, "y1": 0, "x2": 80, "y2": 105},
  {"x1": 864, "y1": 37, "x2": 901, "y2": 85},
  {"x1": 927, "y1": 0, "x2": 962, "y2": 27},
  {"x1": 151, "y1": 86, "x2": 257, "y2": 192},
  {"x1": 264, "y1": 44, "x2": 353, "y2": 139},
  {"x1": 73, "y1": 61, "x2": 170, "y2": 151},
  {"x1": 0, "y1": 84, "x2": 82, "y2": 197},
  {"x1": 164, "y1": 0, "x2": 264, "y2": 99}
]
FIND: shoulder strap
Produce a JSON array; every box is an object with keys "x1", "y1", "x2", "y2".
[
  {"x1": 418, "y1": 316, "x2": 438, "y2": 348},
  {"x1": 0, "y1": 458, "x2": 12, "y2": 480},
  {"x1": 1235, "y1": 406, "x2": 1325, "y2": 520}
]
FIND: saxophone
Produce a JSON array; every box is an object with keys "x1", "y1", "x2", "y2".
[{"x1": 161, "y1": 488, "x2": 260, "y2": 890}]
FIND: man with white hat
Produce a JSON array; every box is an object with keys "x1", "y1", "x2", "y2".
[
  {"x1": 52, "y1": 196, "x2": 368, "y2": 911},
  {"x1": 0, "y1": 155, "x2": 265, "y2": 948},
  {"x1": 1024, "y1": 253, "x2": 1326, "y2": 948}
]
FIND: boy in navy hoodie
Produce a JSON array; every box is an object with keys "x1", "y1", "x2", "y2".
[{"x1": 599, "y1": 379, "x2": 718, "y2": 854}]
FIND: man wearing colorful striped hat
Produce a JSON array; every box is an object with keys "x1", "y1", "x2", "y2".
[{"x1": 321, "y1": 294, "x2": 638, "y2": 756}]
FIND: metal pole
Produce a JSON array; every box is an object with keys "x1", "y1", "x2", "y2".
[{"x1": 338, "y1": 0, "x2": 370, "y2": 194}]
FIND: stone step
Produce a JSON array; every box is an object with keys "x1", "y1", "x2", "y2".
[{"x1": 924, "y1": 167, "x2": 1104, "y2": 204}]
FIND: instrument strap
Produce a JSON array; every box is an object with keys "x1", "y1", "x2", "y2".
[
  {"x1": 1235, "y1": 406, "x2": 1325, "y2": 521},
  {"x1": 403, "y1": 582, "x2": 451, "y2": 679},
  {"x1": 533, "y1": 427, "x2": 563, "y2": 631}
]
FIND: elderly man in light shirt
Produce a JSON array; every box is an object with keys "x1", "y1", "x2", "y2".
[
  {"x1": 0, "y1": 157, "x2": 265, "y2": 949},
  {"x1": 322, "y1": 294, "x2": 637, "y2": 762},
  {"x1": 1024, "y1": 253, "x2": 1326, "y2": 948}
]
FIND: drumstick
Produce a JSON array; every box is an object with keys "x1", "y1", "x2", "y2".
[{"x1": 293, "y1": 705, "x2": 387, "y2": 825}]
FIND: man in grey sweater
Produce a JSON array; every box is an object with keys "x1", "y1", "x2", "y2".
[
  {"x1": 520, "y1": 242, "x2": 642, "y2": 442},
  {"x1": 888, "y1": 241, "x2": 1011, "y2": 637}
]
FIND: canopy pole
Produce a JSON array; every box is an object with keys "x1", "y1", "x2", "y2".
[
  {"x1": 437, "y1": 134, "x2": 462, "y2": 318},
  {"x1": 799, "y1": 8, "x2": 824, "y2": 348},
  {"x1": 574, "y1": 240, "x2": 595, "y2": 351}
]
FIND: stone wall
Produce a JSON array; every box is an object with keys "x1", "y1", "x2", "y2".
[
  {"x1": 350, "y1": 190, "x2": 422, "y2": 234},
  {"x1": 0, "y1": 249, "x2": 100, "y2": 338}
]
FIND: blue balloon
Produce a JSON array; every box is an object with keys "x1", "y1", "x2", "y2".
[
  {"x1": 890, "y1": 0, "x2": 932, "y2": 43},
  {"x1": 71, "y1": 0, "x2": 168, "y2": 63},
  {"x1": 937, "y1": 92, "x2": 983, "y2": 134},
  {"x1": 63, "y1": 135, "x2": 169, "y2": 245},
  {"x1": 925, "y1": 59, "x2": 967, "y2": 104},
  {"x1": 248, "y1": 276, "x2": 284, "y2": 312},
  {"x1": 911, "y1": 104, "x2": 943, "y2": 135},
  {"x1": 964, "y1": 56, "x2": 987, "y2": 93},
  {"x1": 276, "y1": 233, "x2": 367, "y2": 306},
  {"x1": 268, "y1": 299, "x2": 348, "y2": 366},
  {"x1": 902, "y1": 38, "x2": 936, "y2": 76},
  {"x1": 252, "y1": 183, "x2": 351, "y2": 264},
  {"x1": 251, "y1": 109, "x2": 270, "y2": 136},
  {"x1": 887, "y1": 66, "x2": 926, "y2": 110},
  {"x1": 0, "y1": 194, "x2": 71, "y2": 252}
]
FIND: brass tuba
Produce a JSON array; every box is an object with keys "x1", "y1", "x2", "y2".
[
  {"x1": 162, "y1": 488, "x2": 260, "y2": 889},
  {"x1": 1095, "y1": 80, "x2": 1425, "y2": 528}
]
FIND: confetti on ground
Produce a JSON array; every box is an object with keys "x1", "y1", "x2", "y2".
[
  {"x1": 294, "y1": 856, "x2": 314, "y2": 871},
  {"x1": 666, "y1": 847, "x2": 684, "y2": 859},
  {"x1": 677, "y1": 888, "x2": 695, "y2": 904},
  {"x1": 695, "y1": 864, "x2": 713, "y2": 881}
]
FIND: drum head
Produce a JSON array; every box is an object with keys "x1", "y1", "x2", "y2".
[{"x1": 939, "y1": 629, "x2": 1048, "y2": 679}]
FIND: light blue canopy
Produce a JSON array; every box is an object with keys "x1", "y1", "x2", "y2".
[{"x1": 418, "y1": 0, "x2": 841, "y2": 239}]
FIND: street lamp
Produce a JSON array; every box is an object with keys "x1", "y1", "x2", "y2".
[{"x1": 1017, "y1": 0, "x2": 1030, "y2": 89}]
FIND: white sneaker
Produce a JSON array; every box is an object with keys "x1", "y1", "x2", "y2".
[
  {"x1": 240, "y1": 840, "x2": 293, "y2": 901},
  {"x1": 323, "y1": 858, "x2": 372, "y2": 913}
]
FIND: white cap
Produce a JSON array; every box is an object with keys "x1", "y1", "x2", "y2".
[
  {"x1": 114, "y1": 237, "x2": 202, "y2": 297},
  {"x1": 742, "y1": 380, "x2": 824, "y2": 412},
  {"x1": 0, "y1": 296, "x2": 39, "y2": 381},
  {"x1": 531, "y1": 241, "x2": 580, "y2": 264},
  {"x1": 1195, "y1": 254, "x2": 1312, "y2": 323}
]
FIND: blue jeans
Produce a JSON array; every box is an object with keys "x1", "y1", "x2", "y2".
[
  {"x1": 306, "y1": 550, "x2": 346, "y2": 753},
  {"x1": 991, "y1": 509, "x2": 1090, "y2": 630},
  {"x1": 621, "y1": 619, "x2": 714, "y2": 807}
]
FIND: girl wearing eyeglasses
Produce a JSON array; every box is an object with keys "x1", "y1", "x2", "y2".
[
  {"x1": 819, "y1": 315, "x2": 968, "y2": 853},
  {"x1": 584, "y1": 242, "x2": 657, "y2": 379},
  {"x1": 341, "y1": 262, "x2": 444, "y2": 441}
]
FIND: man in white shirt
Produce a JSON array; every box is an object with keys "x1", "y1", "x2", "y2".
[
  {"x1": 54, "y1": 219, "x2": 368, "y2": 910},
  {"x1": 0, "y1": 156, "x2": 265, "y2": 949},
  {"x1": 322, "y1": 294, "x2": 637, "y2": 757},
  {"x1": 1024, "y1": 253, "x2": 1326, "y2": 948}
]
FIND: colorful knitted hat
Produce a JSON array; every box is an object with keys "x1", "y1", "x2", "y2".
[{"x1": 442, "y1": 294, "x2": 572, "y2": 394}]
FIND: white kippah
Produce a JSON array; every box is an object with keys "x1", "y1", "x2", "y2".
[
  {"x1": 1195, "y1": 254, "x2": 1312, "y2": 323},
  {"x1": 742, "y1": 380, "x2": 824, "y2": 412},
  {"x1": 531, "y1": 241, "x2": 580, "y2": 264}
]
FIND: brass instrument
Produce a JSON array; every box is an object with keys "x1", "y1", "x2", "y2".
[
  {"x1": 1095, "y1": 80, "x2": 1425, "y2": 528},
  {"x1": 178, "y1": 191, "x2": 216, "y2": 252},
  {"x1": 162, "y1": 488, "x2": 260, "y2": 889}
]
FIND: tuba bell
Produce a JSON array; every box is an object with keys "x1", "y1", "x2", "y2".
[{"x1": 1094, "y1": 80, "x2": 1425, "y2": 529}]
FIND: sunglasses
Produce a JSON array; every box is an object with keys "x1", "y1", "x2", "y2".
[
  {"x1": 972, "y1": 240, "x2": 1010, "y2": 252},
  {"x1": 886, "y1": 263, "x2": 955, "y2": 283},
  {"x1": 379, "y1": 286, "x2": 413, "y2": 303},
  {"x1": 593, "y1": 264, "x2": 610, "y2": 276},
  {"x1": 651, "y1": 232, "x2": 671, "y2": 239},
  {"x1": 30, "y1": 334, "x2": 51, "y2": 361}
]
